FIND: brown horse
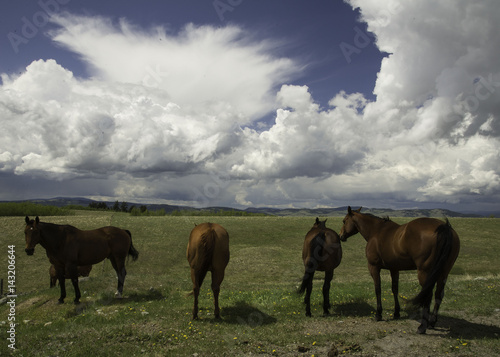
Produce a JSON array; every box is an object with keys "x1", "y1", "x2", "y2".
[
  {"x1": 24, "y1": 216, "x2": 139, "y2": 304},
  {"x1": 49, "y1": 264, "x2": 92, "y2": 288},
  {"x1": 187, "y1": 222, "x2": 229, "y2": 319},
  {"x1": 298, "y1": 218, "x2": 342, "y2": 317},
  {"x1": 339, "y1": 207, "x2": 460, "y2": 334}
]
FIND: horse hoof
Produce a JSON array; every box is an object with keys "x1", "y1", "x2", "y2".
[
  {"x1": 58, "y1": 299, "x2": 64, "y2": 304},
  {"x1": 114, "y1": 292, "x2": 123, "y2": 299}
]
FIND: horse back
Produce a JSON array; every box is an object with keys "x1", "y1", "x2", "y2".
[
  {"x1": 64, "y1": 226, "x2": 131, "y2": 265},
  {"x1": 303, "y1": 227, "x2": 342, "y2": 271},
  {"x1": 393, "y1": 218, "x2": 459, "y2": 270},
  {"x1": 187, "y1": 223, "x2": 229, "y2": 272}
]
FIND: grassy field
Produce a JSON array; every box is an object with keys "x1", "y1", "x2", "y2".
[{"x1": 1, "y1": 212, "x2": 499, "y2": 356}]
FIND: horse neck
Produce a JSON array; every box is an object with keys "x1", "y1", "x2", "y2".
[
  {"x1": 354, "y1": 214, "x2": 391, "y2": 242},
  {"x1": 39, "y1": 223, "x2": 65, "y2": 253}
]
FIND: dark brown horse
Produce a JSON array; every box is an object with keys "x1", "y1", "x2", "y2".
[
  {"x1": 339, "y1": 207, "x2": 460, "y2": 334},
  {"x1": 24, "y1": 216, "x2": 139, "y2": 304},
  {"x1": 49, "y1": 264, "x2": 92, "y2": 288},
  {"x1": 298, "y1": 218, "x2": 342, "y2": 317},
  {"x1": 187, "y1": 222, "x2": 229, "y2": 319}
]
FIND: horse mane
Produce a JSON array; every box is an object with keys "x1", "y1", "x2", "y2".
[
  {"x1": 39, "y1": 221, "x2": 79, "y2": 234},
  {"x1": 363, "y1": 213, "x2": 392, "y2": 222}
]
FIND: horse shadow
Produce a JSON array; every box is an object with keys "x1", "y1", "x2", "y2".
[
  {"x1": 96, "y1": 287, "x2": 165, "y2": 305},
  {"x1": 428, "y1": 315, "x2": 500, "y2": 339},
  {"x1": 332, "y1": 299, "x2": 375, "y2": 318},
  {"x1": 219, "y1": 300, "x2": 277, "y2": 326}
]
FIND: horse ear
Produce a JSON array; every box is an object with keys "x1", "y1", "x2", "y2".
[
  {"x1": 348, "y1": 206, "x2": 352, "y2": 215},
  {"x1": 35, "y1": 216, "x2": 40, "y2": 224},
  {"x1": 357, "y1": 207, "x2": 362, "y2": 212},
  {"x1": 25, "y1": 216, "x2": 30, "y2": 224},
  {"x1": 315, "y1": 217, "x2": 320, "y2": 224}
]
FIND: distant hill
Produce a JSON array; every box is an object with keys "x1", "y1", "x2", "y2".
[
  {"x1": 0, "y1": 197, "x2": 487, "y2": 217},
  {"x1": 244, "y1": 206, "x2": 482, "y2": 218}
]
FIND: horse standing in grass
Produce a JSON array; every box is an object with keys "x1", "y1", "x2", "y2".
[
  {"x1": 187, "y1": 223, "x2": 229, "y2": 320},
  {"x1": 299, "y1": 218, "x2": 342, "y2": 317},
  {"x1": 339, "y1": 207, "x2": 460, "y2": 334},
  {"x1": 24, "y1": 216, "x2": 139, "y2": 304}
]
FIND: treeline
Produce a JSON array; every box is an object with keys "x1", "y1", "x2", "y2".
[
  {"x1": 88, "y1": 201, "x2": 267, "y2": 217},
  {"x1": 88, "y1": 201, "x2": 139, "y2": 212},
  {"x1": 0, "y1": 201, "x2": 268, "y2": 217},
  {"x1": 0, "y1": 202, "x2": 74, "y2": 217},
  {"x1": 88, "y1": 201, "x2": 170, "y2": 216}
]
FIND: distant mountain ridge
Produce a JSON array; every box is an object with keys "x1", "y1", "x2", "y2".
[{"x1": 1, "y1": 197, "x2": 487, "y2": 217}]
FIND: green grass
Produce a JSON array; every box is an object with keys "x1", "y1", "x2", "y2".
[{"x1": 1, "y1": 214, "x2": 499, "y2": 356}]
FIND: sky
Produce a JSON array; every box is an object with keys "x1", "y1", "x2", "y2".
[{"x1": 0, "y1": 0, "x2": 499, "y2": 214}]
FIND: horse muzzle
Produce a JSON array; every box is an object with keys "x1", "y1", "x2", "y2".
[
  {"x1": 25, "y1": 248, "x2": 35, "y2": 255},
  {"x1": 339, "y1": 235, "x2": 347, "y2": 242}
]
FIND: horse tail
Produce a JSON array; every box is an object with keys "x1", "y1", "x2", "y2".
[
  {"x1": 298, "y1": 232, "x2": 325, "y2": 295},
  {"x1": 125, "y1": 229, "x2": 139, "y2": 262},
  {"x1": 200, "y1": 228, "x2": 217, "y2": 271},
  {"x1": 412, "y1": 218, "x2": 454, "y2": 307}
]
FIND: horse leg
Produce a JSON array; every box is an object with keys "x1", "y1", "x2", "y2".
[
  {"x1": 54, "y1": 265, "x2": 66, "y2": 303},
  {"x1": 390, "y1": 270, "x2": 401, "y2": 319},
  {"x1": 110, "y1": 257, "x2": 126, "y2": 298},
  {"x1": 322, "y1": 270, "x2": 333, "y2": 316},
  {"x1": 369, "y1": 264, "x2": 383, "y2": 321},
  {"x1": 416, "y1": 270, "x2": 432, "y2": 334},
  {"x1": 304, "y1": 270, "x2": 315, "y2": 317},
  {"x1": 115, "y1": 267, "x2": 127, "y2": 298},
  {"x1": 58, "y1": 275, "x2": 67, "y2": 304},
  {"x1": 67, "y1": 264, "x2": 81, "y2": 304},
  {"x1": 190, "y1": 268, "x2": 201, "y2": 320},
  {"x1": 429, "y1": 278, "x2": 446, "y2": 329},
  {"x1": 211, "y1": 269, "x2": 225, "y2": 319},
  {"x1": 71, "y1": 278, "x2": 81, "y2": 304}
]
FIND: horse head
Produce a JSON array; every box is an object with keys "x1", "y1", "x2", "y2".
[
  {"x1": 313, "y1": 217, "x2": 327, "y2": 229},
  {"x1": 339, "y1": 206, "x2": 362, "y2": 241},
  {"x1": 24, "y1": 216, "x2": 41, "y2": 255}
]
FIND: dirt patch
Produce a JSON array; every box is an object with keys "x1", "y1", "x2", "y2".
[
  {"x1": 16, "y1": 296, "x2": 51, "y2": 312},
  {"x1": 297, "y1": 312, "x2": 500, "y2": 357}
]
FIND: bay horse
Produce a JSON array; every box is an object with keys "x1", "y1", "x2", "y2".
[
  {"x1": 24, "y1": 216, "x2": 139, "y2": 304},
  {"x1": 339, "y1": 207, "x2": 460, "y2": 334},
  {"x1": 187, "y1": 222, "x2": 229, "y2": 319},
  {"x1": 298, "y1": 218, "x2": 342, "y2": 317},
  {"x1": 49, "y1": 264, "x2": 92, "y2": 288}
]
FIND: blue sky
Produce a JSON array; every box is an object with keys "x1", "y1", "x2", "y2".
[
  {"x1": 1, "y1": 1, "x2": 383, "y2": 106},
  {"x1": 0, "y1": 0, "x2": 499, "y2": 214}
]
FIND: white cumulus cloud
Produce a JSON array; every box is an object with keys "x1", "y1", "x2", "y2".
[{"x1": 1, "y1": 4, "x2": 499, "y2": 212}]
